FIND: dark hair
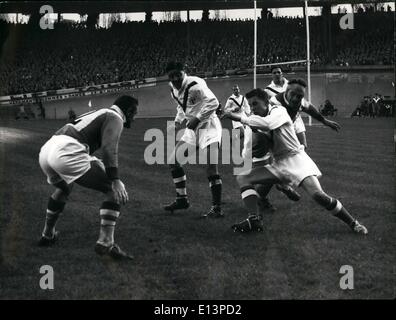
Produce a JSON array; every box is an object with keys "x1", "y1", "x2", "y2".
[
  {"x1": 113, "y1": 95, "x2": 138, "y2": 115},
  {"x1": 288, "y1": 78, "x2": 307, "y2": 88},
  {"x1": 165, "y1": 61, "x2": 184, "y2": 73},
  {"x1": 271, "y1": 66, "x2": 282, "y2": 73},
  {"x1": 245, "y1": 88, "x2": 269, "y2": 103}
]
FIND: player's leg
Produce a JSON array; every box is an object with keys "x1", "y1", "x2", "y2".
[
  {"x1": 39, "y1": 181, "x2": 73, "y2": 246},
  {"x1": 300, "y1": 176, "x2": 368, "y2": 234},
  {"x1": 75, "y1": 160, "x2": 133, "y2": 259},
  {"x1": 38, "y1": 140, "x2": 72, "y2": 245},
  {"x1": 255, "y1": 183, "x2": 275, "y2": 212},
  {"x1": 164, "y1": 140, "x2": 193, "y2": 212},
  {"x1": 252, "y1": 159, "x2": 276, "y2": 213},
  {"x1": 233, "y1": 167, "x2": 280, "y2": 232},
  {"x1": 254, "y1": 158, "x2": 301, "y2": 210},
  {"x1": 202, "y1": 142, "x2": 223, "y2": 218}
]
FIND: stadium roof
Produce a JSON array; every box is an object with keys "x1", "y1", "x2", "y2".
[{"x1": 0, "y1": 0, "x2": 386, "y2": 14}]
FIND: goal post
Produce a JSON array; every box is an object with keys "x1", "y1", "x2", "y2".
[{"x1": 253, "y1": 0, "x2": 313, "y2": 126}]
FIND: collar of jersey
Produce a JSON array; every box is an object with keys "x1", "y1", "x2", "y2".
[
  {"x1": 110, "y1": 105, "x2": 126, "y2": 123},
  {"x1": 271, "y1": 78, "x2": 288, "y2": 88}
]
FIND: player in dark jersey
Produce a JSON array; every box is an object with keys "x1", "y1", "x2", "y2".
[{"x1": 38, "y1": 95, "x2": 138, "y2": 260}]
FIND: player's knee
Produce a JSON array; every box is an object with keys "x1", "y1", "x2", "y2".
[
  {"x1": 53, "y1": 182, "x2": 72, "y2": 201},
  {"x1": 105, "y1": 191, "x2": 118, "y2": 204},
  {"x1": 312, "y1": 191, "x2": 337, "y2": 210}
]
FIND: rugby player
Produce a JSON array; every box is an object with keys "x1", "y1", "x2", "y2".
[
  {"x1": 164, "y1": 61, "x2": 223, "y2": 218},
  {"x1": 38, "y1": 95, "x2": 138, "y2": 260},
  {"x1": 224, "y1": 88, "x2": 368, "y2": 235},
  {"x1": 270, "y1": 78, "x2": 341, "y2": 149},
  {"x1": 224, "y1": 84, "x2": 250, "y2": 139}
]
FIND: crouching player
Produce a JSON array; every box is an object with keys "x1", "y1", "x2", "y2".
[
  {"x1": 223, "y1": 88, "x2": 367, "y2": 235},
  {"x1": 38, "y1": 95, "x2": 138, "y2": 259}
]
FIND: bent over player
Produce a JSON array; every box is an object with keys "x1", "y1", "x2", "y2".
[
  {"x1": 38, "y1": 95, "x2": 138, "y2": 259},
  {"x1": 224, "y1": 88, "x2": 367, "y2": 235},
  {"x1": 164, "y1": 61, "x2": 223, "y2": 218}
]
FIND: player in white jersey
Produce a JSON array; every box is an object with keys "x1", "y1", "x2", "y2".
[
  {"x1": 265, "y1": 66, "x2": 289, "y2": 98},
  {"x1": 265, "y1": 66, "x2": 308, "y2": 148},
  {"x1": 224, "y1": 88, "x2": 367, "y2": 235},
  {"x1": 224, "y1": 85, "x2": 250, "y2": 137},
  {"x1": 164, "y1": 61, "x2": 223, "y2": 218},
  {"x1": 38, "y1": 95, "x2": 138, "y2": 260}
]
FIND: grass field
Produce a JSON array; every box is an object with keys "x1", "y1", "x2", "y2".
[{"x1": 0, "y1": 116, "x2": 395, "y2": 299}]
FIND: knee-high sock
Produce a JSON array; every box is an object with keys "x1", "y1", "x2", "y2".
[
  {"x1": 255, "y1": 183, "x2": 273, "y2": 200},
  {"x1": 98, "y1": 201, "x2": 121, "y2": 245},
  {"x1": 313, "y1": 192, "x2": 355, "y2": 226},
  {"x1": 43, "y1": 197, "x2": 65, "y2": 237},
  {"x1": 241, "y1": 186, "x2": 259, "y2": 215},
  {"x1": 208, "y1": 174, "x2": 222, "y2": 206},
  {"x1": 171, "y1": 167, "x2": 187, "y2": 199}
]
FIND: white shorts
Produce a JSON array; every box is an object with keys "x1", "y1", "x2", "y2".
[
  {"x1": 39, "y1": 135, "x2": 100, "y2": 185},
  {"x1": 294, "y1": 114, "x2": 306, "y2": 134},
  {"x1": 180, "y1": 116, "x2": 222, "y2": 149},
  {"x1": 266, "y1": 150, "x2": 322, "y2": 188}
]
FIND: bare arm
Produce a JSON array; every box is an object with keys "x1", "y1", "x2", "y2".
[{"x1": 303, "y1": 103, "x2": 341, "y2": 132}]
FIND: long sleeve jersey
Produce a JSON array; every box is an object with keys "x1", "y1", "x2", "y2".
[
  {"x1": 240, "y1": 105, "x2": 303, "y2": 160},
  {"x1": 54, "y1": 105, "x2": 125, "y2": 173},
  {"x1": 170, "y1": 75, "x2": 219, "y2": 124}
]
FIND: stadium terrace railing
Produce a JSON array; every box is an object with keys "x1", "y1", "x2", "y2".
[{"x1": 0, "y1": 65, "x2": 393, "y2": 107}]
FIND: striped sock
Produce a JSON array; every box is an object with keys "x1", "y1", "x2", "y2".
[
  {"x1": 208, "y1": 174, "x2": 222, "y2": 206},
  {"x1": 240, "y1": 186, "x2": 259, "y2": 215},
  {"x1": 314, "y1": 192, "x2": 356, "y2": 227},
  {"x1": 172, "y1": 167, "x2": 187, "y2": 200},
  {"x1": 43, "y1": 197, "x2": 65, "y2": 238},
  {"x1": 98, "y1": 201, "x2": 121, "y2": 245},
  {"x1": 327, "y1": 199, "x2": 355, "y2": 226}
]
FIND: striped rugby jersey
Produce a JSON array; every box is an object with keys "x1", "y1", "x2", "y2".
[
  {"x1": 224, "y1": 94, "x2": 251, "y2": 115},
  {"x1": 170, "y1": 75, "x2": 219, "y2": 124}
]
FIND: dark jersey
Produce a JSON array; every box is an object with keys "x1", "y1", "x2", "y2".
[
  {"x1": 272, "y1": 92, "x2": 309, "y2": 122},
  {"x1": 54, "y1": 107, "x2": 124, "y2": 169}
]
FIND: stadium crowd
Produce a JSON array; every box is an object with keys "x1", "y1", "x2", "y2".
[{"x1": 0, "y1": 11, "x2": 393, "y2": 95}]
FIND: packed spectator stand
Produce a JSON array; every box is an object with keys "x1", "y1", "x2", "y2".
[{"x1": 0, "y1": 11, "x2": 393, "y2": 96}]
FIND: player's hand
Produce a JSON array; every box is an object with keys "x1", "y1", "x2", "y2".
[
  {"x1": 224, "y1": 112, "x2": 242, "y2": 122},
  {"x1": 323, "y1": 119, "x2": 341, "y2": 132},
  {"x1": 167, "y1": 121, "x2": 182, "y2": 134},
  {"x1": 222, "y1": 110, "x2": 231, "y2": 119},
  {"x1": 216, "y1": 103, "x2": 224, "y2": 118},
  {"x1": 111, "y1": 179, "x2": 129, "y2": 205},
  {"x1": 186, "y1": 116, "x2": 200, "y2": 130}
]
